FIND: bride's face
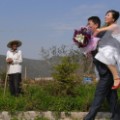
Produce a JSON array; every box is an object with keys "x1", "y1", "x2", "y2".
[{"x1": 105, "y1": 12, "x2": 115, "y2": 25}]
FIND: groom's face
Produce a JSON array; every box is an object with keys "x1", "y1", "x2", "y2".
[{"x1": 87, "y1": 20, "x2": 98, "y2": 32}]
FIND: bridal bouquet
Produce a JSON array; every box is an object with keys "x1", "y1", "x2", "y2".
[
  {"x1": 73, "y1": 27, "x2": 92, "y2": 47},
  {"x1": 73, "y1": 27, "x2": 100, "y2": 54}
]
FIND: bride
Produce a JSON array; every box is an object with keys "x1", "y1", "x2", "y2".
[{"x1": 94, "y1": 10, "x2": 120, "y2": 89}]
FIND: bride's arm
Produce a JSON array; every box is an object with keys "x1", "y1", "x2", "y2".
[
  {"x1": 93, "y1": 24, "x2": 117, "y2": 36},
  {"x1": 97, "y1": 24, "x2": 117, "y2": 32}
]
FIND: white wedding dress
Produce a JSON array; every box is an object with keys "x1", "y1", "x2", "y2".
[{"x1": 95, "y1": 29, "x2": 120, "y2": 72}]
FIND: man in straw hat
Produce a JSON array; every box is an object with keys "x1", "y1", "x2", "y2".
[{"x1": 6, "y1": 40, "x2": 23, "y2": 96}]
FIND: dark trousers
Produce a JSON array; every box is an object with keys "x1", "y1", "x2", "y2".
[
  {"x1": 8, "y1": 73, "x2": 22, "y2": 96},
  {"x1": 84, "y1": 58, "x2": 120, "y2": 120}
]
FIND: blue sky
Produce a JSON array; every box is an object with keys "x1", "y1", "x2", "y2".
[{"x1": 0, "y1": 0, "x2": 120, "y2": 59}]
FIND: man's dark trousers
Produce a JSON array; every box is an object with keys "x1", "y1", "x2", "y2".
[
  {"x1": 84, "y1": 58, "x2": 120, "y2": 120},
  {"x1": 8, "y1": 73, "x2": 22, "y2": 96}
]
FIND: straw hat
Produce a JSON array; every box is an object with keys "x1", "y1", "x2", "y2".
[{"x1": 7, "y1": 40, "x2": 22, "y2": 48}]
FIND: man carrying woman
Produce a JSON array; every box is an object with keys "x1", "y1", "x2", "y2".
[{"x1": 84, "y1": 10, "x2": 120, "y2": 120}]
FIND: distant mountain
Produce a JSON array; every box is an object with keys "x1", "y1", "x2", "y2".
[{"x1": 0, "y1": 55, "x2": 53, "y2": 79}]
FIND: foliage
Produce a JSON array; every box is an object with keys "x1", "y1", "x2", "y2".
[
  {"x1": 0, "y1": 70, "x2": 6, "y2": 83},
  {"x1": 52, "y1": 56, "x2": 79, "y2": 96},
  {"x1": 0, "y1": 81, "x2": 114, "y2": 112},
  {"x1": 40, "y1": 45, "x2": 94, "y2": 78},
  {"x1": 53, "y1": 56, "x2": 78, "y2": 83}
]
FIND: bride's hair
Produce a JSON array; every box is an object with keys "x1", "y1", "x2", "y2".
[{"x1": 106, "y1": 10, "x2": 120, "y2": 22}]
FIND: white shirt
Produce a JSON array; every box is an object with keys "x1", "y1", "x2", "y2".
[{"x1": 6, "y1": 50, "x2": 23, "y2": 74}]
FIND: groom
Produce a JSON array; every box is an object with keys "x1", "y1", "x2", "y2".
[{"x1": 84, "y1": 16, "x2": 120, "y2": 120}]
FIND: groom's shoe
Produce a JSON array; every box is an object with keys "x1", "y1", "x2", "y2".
[
  {"x1": 83, "y1": 117, "x2": 94, "y2": 120},
  {"x1": 83, "y1": 115, "x2": 94, "y2": 120},
  {"x1": 83, "y1": 113, "x2": 95, "y2": 120}
]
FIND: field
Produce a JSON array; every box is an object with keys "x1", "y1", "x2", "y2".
[{"x1": 0, "y1": 80, "x2": 115, "y2": 112}]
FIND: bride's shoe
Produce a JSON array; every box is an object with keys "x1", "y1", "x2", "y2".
[{"x1": 111, "y1": 78, "x2": 120, "y2": 90}]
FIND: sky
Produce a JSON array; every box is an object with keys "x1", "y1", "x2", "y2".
[{"x1": 0, "y1": 0, "x2": 120, "y2": 59}]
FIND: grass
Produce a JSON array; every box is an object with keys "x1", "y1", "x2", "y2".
[{"x1": 0, "y1": 80, "x2": 119, "y2": 112}]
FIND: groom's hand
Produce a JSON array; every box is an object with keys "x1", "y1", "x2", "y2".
[{"x1": 85, "y1": 52, "x2": 92, "y2": 58}]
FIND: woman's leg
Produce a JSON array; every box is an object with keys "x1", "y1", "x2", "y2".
[{"x1": 107, "y1": 65, "x2": 120, "y2": 86}]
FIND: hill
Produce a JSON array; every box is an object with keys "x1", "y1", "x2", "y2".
[{"x1": 0, "y1": 55, "x2": 52, "y2": 78}]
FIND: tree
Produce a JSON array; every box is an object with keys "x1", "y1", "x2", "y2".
[
  {"x1": 52, "y1": 56, "x2": 79, "y2": 96},
  {"x1": 40, "y1": 45, "x2": 94, "y2": 78}
]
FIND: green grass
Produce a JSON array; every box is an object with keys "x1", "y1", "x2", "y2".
[{"x1": 0, "y1": 81, "x2": 119, "y2": 112}]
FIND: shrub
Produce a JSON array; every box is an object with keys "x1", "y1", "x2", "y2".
[{"x1": 52, "y1": 56, "x2": 79, "y2": 96}]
